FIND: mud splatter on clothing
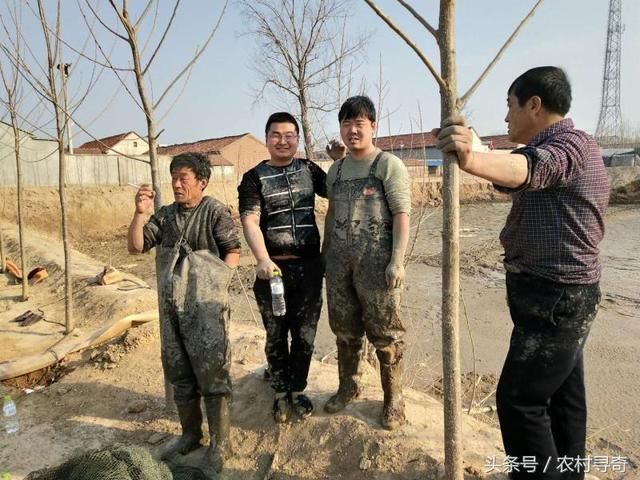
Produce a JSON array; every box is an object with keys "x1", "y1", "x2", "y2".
[
  {"x1": 497, "y1": 271, "x2": 601, "y2": 479},
  {"x1": 253, "y1": 256, "x2": 323, "y2": 393},
  {"x1": 144, "y1": 197, "x2": 238, "y2": 405},
  {"x1": 325, "y1": 153, "x2": 405, "y2": 380}
]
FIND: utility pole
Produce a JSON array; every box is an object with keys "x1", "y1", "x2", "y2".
[{"x1": 57, "y1": 62, "x2": 73, "y2": 154}]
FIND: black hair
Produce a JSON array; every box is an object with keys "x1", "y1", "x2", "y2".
[
  {"x1": 169, "y1": 152, "x2": 211, "y2": 182},
  {"x1": 265, "y1": 112, "x2": 299, "y2": 136},
  {"x1": 338, "y1": 95, "x2": 376, "y2": 122},
  {"x1": 508, "y1": 66, "x2": 572, "y2": 115}
]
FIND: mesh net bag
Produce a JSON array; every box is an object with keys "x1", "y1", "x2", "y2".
[{"x1": 25, "y1": 444, "x2": 210, "y2": 480}]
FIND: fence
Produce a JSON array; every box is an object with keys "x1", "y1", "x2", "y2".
[{"x1": 0, "y1": 152, "x2": 235, "y2": 187}]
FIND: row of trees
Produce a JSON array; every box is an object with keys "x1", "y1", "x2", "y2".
[{"x1": 0, "y1": 2, "x2": 546, "y2": 478}]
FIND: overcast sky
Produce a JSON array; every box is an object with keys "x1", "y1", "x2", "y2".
[{"x1": 10, "y1": 0, "x2": 640, "y2": 146}]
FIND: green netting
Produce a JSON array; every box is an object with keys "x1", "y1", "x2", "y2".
[{"x1": 25, "y1": 444, "x2": 210, "y2": 480}]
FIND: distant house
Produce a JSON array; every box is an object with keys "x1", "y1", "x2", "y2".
[
  {"x1": 76, "y1": 131, "x2": 149, "y2": 155},
  {"x1": 158, "y1": 133, "x2": 270, "y2": 181},
  {"x1": 374, "y1": 128, "x2": 489, "y2": 176},
  {"x1": 480, "y1": 134, "x2": 522, "y2": 153}
]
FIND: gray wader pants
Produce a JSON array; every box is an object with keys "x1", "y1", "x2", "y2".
[
  {"x1": 325, "y1": 154, "x2": 405, "y2": 394},
  {"x1": 156, "y1": 240, "x2": 234, "y2": 406}
]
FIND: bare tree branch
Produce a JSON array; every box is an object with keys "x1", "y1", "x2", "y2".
[
  {"x1": 77, "y1": 2, "x2": 143, "y2": 110},
  {"x1": 396, "y1": 0, "x2": 437, "y2": 37},
  {"x1": 134, "y1": 0, "x2": 156, "y2": 30},
  {"x1": 458, "y1": 0, "x2": 545, "y2": 108},
  {"x1": 84, "y1": 0, "x2": 128, "y2": 41},
  {"x1": 142, "y1": 0, "x2": 180, "y2": 75},
  {"x1": 152, "y1": 0, "x2": 226, "y2": 109},
  {"x1": 363, "y1": 0, "x2": 446, "y2": 91}
]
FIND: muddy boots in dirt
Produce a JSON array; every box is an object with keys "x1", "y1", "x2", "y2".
[
  {"x1": 378, "y1": 347, "x2": 406, "y2": 430},
  {"x1": 159, "y1": 398, "x2": 203, "y2": 460},
  {"x1": 202, "y1": 395, "x2": 232, "y2": 474},
  {"x1": 324, "y1": 341, "x2": 362, "y2": 413}
]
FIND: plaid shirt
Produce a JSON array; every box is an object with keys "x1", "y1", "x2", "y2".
[{"x1": 498, "y1": 118, "x2": 609, "y2": 284}]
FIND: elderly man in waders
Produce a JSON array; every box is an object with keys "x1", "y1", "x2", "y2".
[
  {"x1": 323, "y1": 96, "x2": 411, "y2": 430},
  {"x1": 128, "y1": 153, "x2": 240, "y2": 473}
]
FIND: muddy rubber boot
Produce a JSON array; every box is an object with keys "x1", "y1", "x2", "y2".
[
  {"x1": 324, "y1": 342, "x2": 362, "y2": 414},
  {"x1": 202, "y1": 396, "x2": 232, "y2": 474},
  {"x1": 159, "y1": 398, "x2": 203, "y2": 460},
  {"x1": 379, "y1": 356, "x2": 406, "y2": 430}
]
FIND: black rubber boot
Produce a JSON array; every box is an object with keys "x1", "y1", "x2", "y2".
[
  {"x1": 324, "y1": 341, "x2": 362, "y2": 414},
  {"x1": 159, "y1": 398, "x2": 203, "y2": 460},
  {"x1": 378, "y1": 346, "x2": 406, "y2": 430},
  {"x1": 202, "y1": 396, "x2": 232, "y2": 474}
]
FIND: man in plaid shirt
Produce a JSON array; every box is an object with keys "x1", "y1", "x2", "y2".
[{"x1": 437, "y1": 66, "x2": 609, "y2": 479}]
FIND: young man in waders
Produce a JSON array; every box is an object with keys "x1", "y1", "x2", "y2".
[
  {"x1": 323, "y1": 96, "x2": 411, "y2": 430},
  {"x1": 128, "y1": 152, "x2": 240, "y2": 473}
]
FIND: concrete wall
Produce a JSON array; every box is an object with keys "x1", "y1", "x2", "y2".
[
  {"x1": 0, "y1": 150, "x2": 180, "y2": 187},
  {"x1": 0, "y1": 125, "x2": 59, "y2": 186}
]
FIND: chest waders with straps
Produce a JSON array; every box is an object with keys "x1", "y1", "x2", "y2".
[
  {"x1": 155, "y1": 197, "x2": 234, "y2": 472},
  {"x1": 323, "y1": 152, "x2": 407, "y2": 429}
]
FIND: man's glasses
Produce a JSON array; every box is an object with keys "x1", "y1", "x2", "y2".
[{"x1": 268, "y1": 132, "x2": 298, "y2": 142}]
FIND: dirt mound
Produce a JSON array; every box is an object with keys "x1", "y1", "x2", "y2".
[{"x1": 608, "y1": 166, "x2": 640, "y2": 203}]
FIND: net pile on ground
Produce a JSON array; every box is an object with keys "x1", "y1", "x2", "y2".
[{"x1": 25, "y1": 444, "x2": 210, "y2": 480}]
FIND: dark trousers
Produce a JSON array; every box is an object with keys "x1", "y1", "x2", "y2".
[
  {"x1": 253, "y1": 256, "x2": 323, "y2": 393},
  {"x1": 497, "y1": 272, "x2": 601, "y2": 479}
]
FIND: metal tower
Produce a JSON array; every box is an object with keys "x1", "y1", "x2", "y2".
[{"x1": 595, "y1": 0, "x2": 623, "y2": 147}]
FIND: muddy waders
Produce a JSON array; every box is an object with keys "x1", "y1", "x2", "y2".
[
  {"x1": 156, "y1": 204, "x2": 234, "y2": 471},
  {"x1": 324, "y1": 154, "x2": 406, "y2": 429}
]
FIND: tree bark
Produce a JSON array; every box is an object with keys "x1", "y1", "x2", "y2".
[
  {"x1": 11, "y1": 119, "x2": 29, "y2": 301},
  {"x1": 299, "y1": 88, "x2": 315, "y2": 160},
  {"x1": 438, "y1": 1, "x2": 463, "y2": 479},
  {"x1": 127, "y1": 26, "x2": 162, "y2": 211},
  {"x1": 0, "y1": 229, "x2": 5, "y2": 273}
]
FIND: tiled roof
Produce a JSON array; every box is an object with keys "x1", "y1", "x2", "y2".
[
  {"x1": 158, "y1": 133, "x2": 249, "y2": 156},
  {"x1": 207, "y1": 152, "x2": 234, "y2": 167},
  {"x1": 70, "y1": 147, "x2": 103, "y2": 154},
  {"x1": 77, "y1": 131, "x2": 144, "y2": 153},
  {"x1": 481, "y1": 134, "x2": 519, "y2": 150}
]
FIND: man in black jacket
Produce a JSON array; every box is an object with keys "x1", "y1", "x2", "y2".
[{"x1": 238, "y1": 112, "x2": 341, "y2": 423}]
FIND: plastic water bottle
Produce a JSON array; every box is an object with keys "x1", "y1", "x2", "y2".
[
  {"x1": 3, "y1": 395, "x2": 18, "y2": 434},
  {"x1": 270, "y1": 271, "x2": 286, "y2": 316}
]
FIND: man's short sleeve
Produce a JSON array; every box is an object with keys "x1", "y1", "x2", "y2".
[
  {"x1": 309, "y1": 160, "x2": 328, "y2": 198},
  {"x1": 211, "y1": 204, "x2": 242, "y2": 255},
  {"x1": 326, "y1": 160, "x2": 340, "y2": 199},
  {"x1": 238, "y1": 169, "x2": 262, "y2": 217},
  {"x1": 377, "y1": 153, "x2": 411, "y2": 215},
  {"x1": 142, "y1": 212, "x2": 164, "y2": 253}
]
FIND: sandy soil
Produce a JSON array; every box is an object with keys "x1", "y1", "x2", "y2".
[{"x1": 0, "y1": 178, "x2": 639, "y2": 479}]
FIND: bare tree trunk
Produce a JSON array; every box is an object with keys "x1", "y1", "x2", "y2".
[
  {"x1": 0, "y1": 228, "x2": 5, "y2": 273},
  {"x1": 11, "y1": 122, "x2": 28, "y2": 301},
  {"x1": 438, "y1": 1, "x2": 462, "y2": 479},
  {"x1": 299, "y1": 89, "x2": 314, "y2": 160},
  {"x1": 58, "y1": 137, "x2": 73, "y2": 333},
  {"x1": 36, "y1": 0, "x2": 74, "y2": 333},
  {"x1": 125, "y1": 24, "x2": 162, "y2": 211}
]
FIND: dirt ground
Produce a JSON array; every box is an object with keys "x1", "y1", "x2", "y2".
[{"x1": 1, "y1": 173, "x2": 639, "y2": 479}]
